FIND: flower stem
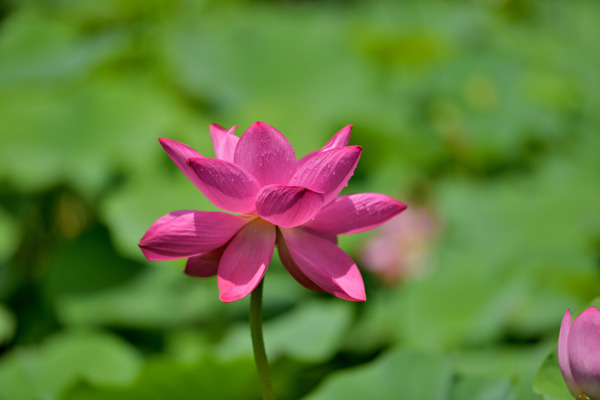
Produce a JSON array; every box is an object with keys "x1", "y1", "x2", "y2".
[{"x1": 250, "y1": 278, "x2": 276, "y2": 400}]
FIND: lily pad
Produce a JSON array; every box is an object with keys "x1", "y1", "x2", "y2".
[
  {"x1": 62, "y1": 355, "x2": 259, "y2": 400},
  {"x1": 0, "y1": 329, "x2": 142, "y2": 400},
  {"x1": 216, "y1": 299, "x2": 353, "y2": 363},
  {"x1": 302, "y1": 347, "x2": 453, "y2": 400}
]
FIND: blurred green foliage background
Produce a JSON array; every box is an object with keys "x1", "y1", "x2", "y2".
[{"x1": 1, "y1": 0, "x2": 599, "y2": 399}]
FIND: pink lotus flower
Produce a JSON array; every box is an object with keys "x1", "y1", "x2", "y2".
[
  {"x1": 361, "y1": 205, "x2": 437, "y2": 285},
  {"x1": 138, "y1": 122, "x2": 406, "y2": 302},
  {"x1": 559, "y1": 307, "x2": 600, "y2": 400}
]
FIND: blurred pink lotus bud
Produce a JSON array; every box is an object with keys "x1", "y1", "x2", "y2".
[
  {"x1": 360, "y1": 205, "x2": 438, "y2": 285},
  {"x1": 559, "y1": 307, "x2": 600, "y2": 400}
]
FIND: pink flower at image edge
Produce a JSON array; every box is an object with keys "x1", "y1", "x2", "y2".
[
  {"x1": 138, "y1": 122, "x2": 407, "y2": 302},
  {"x1": 559, "y1": 307, "x2": 600, "y2": 400}
]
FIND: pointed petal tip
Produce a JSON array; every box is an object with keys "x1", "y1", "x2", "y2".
[
  {"x1": 306, "y1": 193, "x2": 407, "y2": 235},
  {"x1": 235, "y1": 121, "x2": 297, "y2": 186},
  {"x1": 292, "y1": 145, "x2": 363, "y2": 204},
  {"x1": 210, "y1": 123, "x2": 226, "y2": 130},
  {"x1": 579, "y1": 306, "x2": 600, "y2": 318},
  {"x1": 187, "y1": 156, "x2": 203, "y2": 166},
  {"x1": 138, "y1": 233, "x2": 160, "y2": 259},
  {"x1": 138, "y1": 210, "x2": 248, "y2": 261},
  {"x1": 343, "y1": 145, "x2": 362, "y2": 159},
  {"x1": 210, "y1": 124, "x2": 240, "y2": 162},
  {"x1": 217, "y1": 219, "x2": 275, "y2": 303},
  {"x1": 560, "y1": 309, "x2": 573, "y2": 335},
  {"x1": 323, "y1": 125, "x2": 353, "y2": 149},
  {"x1": 336, "y1": 282, "x2": 367, "y2": 302},
  {"x1": 210, "y1": 123, "x2": 238, "y2": 133},
  {"x1": 158, "y1": 137, "x2": 180, "y2": 151},
  {"x1": 210, "y1": 123, "x2": 238, "y2": 136},
  {"x1": 156, "y1": 138, "x2": 209, "y2": 191},
  {"x1": 394, "y1": 201, "x2": 408, "y2": 216},
  {"x1": 137, "y1": 241, "x2": 152, "y2": 260},
  {"x1": 341, "y1": 290, "x2": 366, "y2": 302},
  {"x1": 245, "y1": 121, "x2": 272, "y2": 132},
  {"x1": 245, "y1": 121, "x2": 282, "y2": 135},
  {"x1": 280, "y1": 227, "x2": 366, "y2": 302},
  {"x1": 218, "y1": 276, "x2": 263, "y2": 303},
  {"x1": 158, "y1": 137, "x2": 195, "y2": 150},
  {"x1": 337, "y1": 124, "x2": 353, "y2": 136},
  {"x1": 218, "y1": 292, "x2": 244, "y2": 303}
]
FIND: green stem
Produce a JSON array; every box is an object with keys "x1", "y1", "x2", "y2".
[{"x1": 250, "y1": 278, "x2": 276, "y2": 400}]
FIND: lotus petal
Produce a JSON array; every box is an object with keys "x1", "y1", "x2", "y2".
[
  {"x1": 184, "y1": 256, "x2": 220, "y2": 277},
  {"x1": 188, "y1": 157, "x2": 260, "y2": 214},
  {"x1": 276, "y1": 229, "x2": 323, "y2": 292},
  {"x1": 306, "y1": 193, "x2": 407, "y2": 235},
  {"x1": 218, "y1": 219, "x2": 276, "y2": 302},
  {"x1": 256, "y1": 184, "x2": 324, "y2": 228},
  {"x1": 210, "y1": 124, "x2": 239, "y2": 162},
  {"x1": 138, "y1": 210, "x2": 248, "y2": 261},
  {"x1": 558, "y1": 310, "x2": 582, "y2": 399},
  {"x1": 158, "y1": 138, "x2": 205, "y2": 191},
  {"x1": 279, "y1": 227, "x2": 366, "y2": 301},
  {"x1": 568, "y1": 307, "x2": 600, "y2": 399},
  {"x1": 291, "y1": 146, "x2": 362, "y2": 205},
  {"x1": 234, "y1": 121, "x2": 297, "y2": 186},
  {"x1": 298, "y1": 125, "x2": 352, "y2": 166}
]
